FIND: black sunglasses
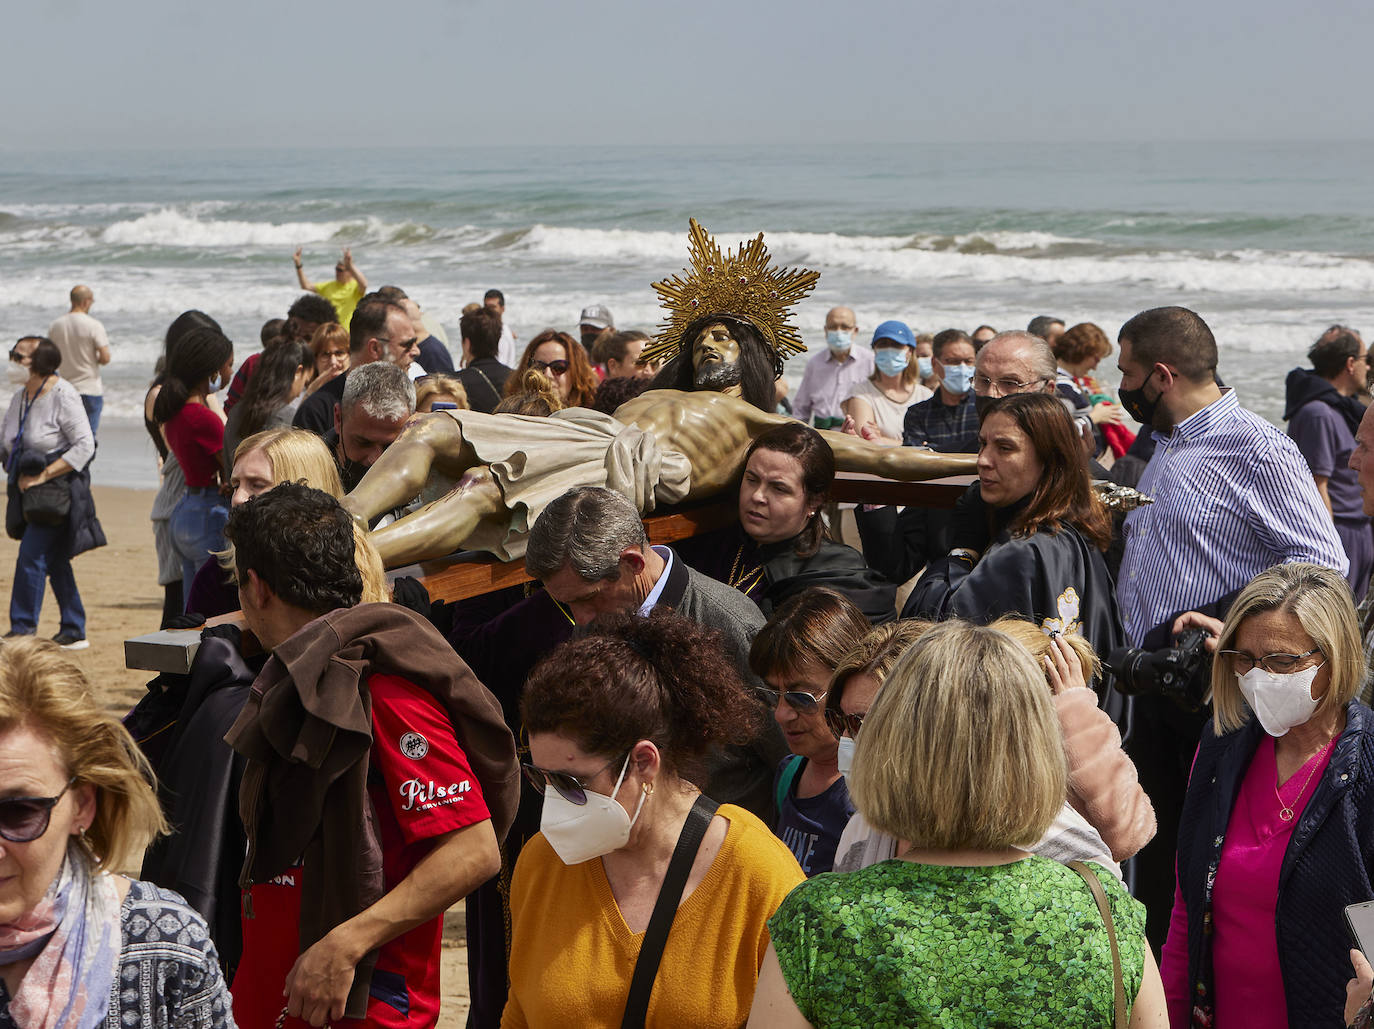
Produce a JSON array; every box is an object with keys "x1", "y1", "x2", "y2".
[
  {"x1": 0, "y1": 777, "x2": 77, "y2": 843},
  {"x1": 530, "y1": 359, "x2": 570, "y2": 375},
  {"x1": 753, "y1": 685, "x2": 828, "y2": 711},
  {"x1": 522, "y1": 752, "x2": 625, "y2": 806},
  {"x1": 824, "y1": 708, "x2": 864, "y2": 741}
]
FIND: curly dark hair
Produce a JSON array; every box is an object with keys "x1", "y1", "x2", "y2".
[
  {"x1": 520, "y1": 611, "x2": 761, "y2": 785},
  {"x1": 224, "y1": 482, "x2": 362, "y2": 615}
]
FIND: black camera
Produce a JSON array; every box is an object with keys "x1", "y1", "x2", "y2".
[{"x1": 1106, "y1": 626, "x2": 1214, "y2": 712}]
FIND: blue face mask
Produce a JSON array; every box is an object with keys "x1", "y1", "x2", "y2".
[
  {"x1": 941, "y1": 363, "x2": 974, "y2": 394},
  {"x1": 825, "y1": 330, "x2": 853, "y2": 352},
  {"x1": 208, "y1": 373, "x2": 223, "y2": 393},
  {"x1": 916, "y1": 356, "x2": 934, "y2": 379},
  {"x1": 874, "y1": 349, "x2": 910, "y2": 378}
]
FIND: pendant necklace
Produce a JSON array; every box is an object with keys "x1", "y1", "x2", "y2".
[{"x1": 1274, "y1": 737, "x2": 1335, "y2": 822}]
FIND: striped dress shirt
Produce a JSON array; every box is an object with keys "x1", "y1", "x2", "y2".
[{"x1": 1117, "y1": 389, "x2": 1348, "y2": 645}]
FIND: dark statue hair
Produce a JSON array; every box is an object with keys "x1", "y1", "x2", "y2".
[{"x1": 648, "y1": 313, "x2": 778, "y2": 412}]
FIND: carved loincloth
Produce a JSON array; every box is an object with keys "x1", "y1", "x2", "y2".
[{"x1": 437, "y1": 406, "x2": 692, "y2": 561}]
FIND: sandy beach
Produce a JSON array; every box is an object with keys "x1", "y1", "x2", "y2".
[{"x1": 0, "y1": 485, "x2": 470, "y2": 1026}]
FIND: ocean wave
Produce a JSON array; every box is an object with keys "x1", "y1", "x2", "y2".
[{"x1": 101, "y1": 208, "x2": 346, "y2": 247}]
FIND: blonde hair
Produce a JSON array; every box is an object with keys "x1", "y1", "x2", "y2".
[
  {"x1": 848, "y1": 620, "x2": 1066, "y2": 851},
  {"x1": 828, "y1": 618, "x2": 933, "y2": 710},
  {"x1": 233, "y1": 428, "x2": 343, "y2": 498},
  {"x1": 219, "y1": 430, "x2": 346, "y2": 574},
  {"x1": 0, "y1": 638, "x2": 168, "y2": 870},
  {"x1": 415, "y1": 374, "x2": 469, "y2": 412},
  {"x1": 986, "y1": 616, "x2": 1101, "y2": 686},
  {"x1": 494, "y1": 368, "x2": 564, "y2": 416},
  {"x1": 1211, "y1": 563, "x2": 1362, "y2": 734},
  {"x1": 354, "y1": 523, "x2": 390, "y2": 604}
]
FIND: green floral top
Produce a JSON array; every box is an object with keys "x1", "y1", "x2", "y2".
[{"x1": 768, "y1": 856, "x2": 1146, "y2": 1028}]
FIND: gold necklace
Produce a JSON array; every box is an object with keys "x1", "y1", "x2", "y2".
[
  {"x1": 726, "y1": 543, "x2": 764, "y2": 593},
  {"x1": 1275, "y1": 737, "x2": 1335, "y2": 822}
]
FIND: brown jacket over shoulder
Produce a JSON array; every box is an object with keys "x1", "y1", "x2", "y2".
[{"x1": 226, "y1": 602, "x2": 520, "y2": 1018}]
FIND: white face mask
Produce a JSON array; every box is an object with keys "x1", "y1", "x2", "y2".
[
  {"x1": 1236, "y1": 663, "x2": 1324, "y2": 737},
  {"x1": 539, "y1": 754, "x2": 647, "y2": 865},
  {"x1": 835, "y1": 735, "x2": 856, "y2": 778}
]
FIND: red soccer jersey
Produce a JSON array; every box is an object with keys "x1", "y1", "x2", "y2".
[{"x1": 232, "y1": 673, "x2": 491, "y2": 1029}]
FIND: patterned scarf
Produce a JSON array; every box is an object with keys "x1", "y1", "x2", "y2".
[{"x1": 0, "y1": 845, "x2": 122, "y2": 1029}]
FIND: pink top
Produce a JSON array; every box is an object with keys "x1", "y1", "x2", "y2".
[{"x1": 1162, "y1": 735, "x2": 1333, "y2": 1027}]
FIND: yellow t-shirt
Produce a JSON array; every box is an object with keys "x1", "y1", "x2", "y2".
[
  {"x1": 314, "y1": 279, "x2": 363, "y2": 328},
  {"x1": 501, "y1": 804, "x2": 804, "y2": 1028}
]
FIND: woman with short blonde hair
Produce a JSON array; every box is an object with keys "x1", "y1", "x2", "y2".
[
  {"x1": 0, "y1": 638, "x2": 233, "y2": 1026},
  {"x1": 1162, "y1": 563, "x2": 1374, "y2": 1027},
  {"x1": 751, "y1": 620, "x2": 1166, "y2": 1028}
]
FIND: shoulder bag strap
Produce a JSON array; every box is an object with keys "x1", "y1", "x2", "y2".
[
  {"x1": 620, "y1": 794, "x2": 721, "y2": 1029},
  {"x1": 471, "y1": 367, "x2": 502, "y2": 408},
  {"x1": 775, "y1": 754, "x2": 805, "y2": 816},
  {"x1": 1067, "y1": 860, "x2": 1127, "y2": 1029}
]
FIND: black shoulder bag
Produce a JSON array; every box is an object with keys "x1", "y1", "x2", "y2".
[{"x1": 619, "y1": 794, "x2": 720, "y2": 1029}]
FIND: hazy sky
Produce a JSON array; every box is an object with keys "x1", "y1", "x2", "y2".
[{"x1": 6, "y1": 0, "x2": 1372, "y2": 149}]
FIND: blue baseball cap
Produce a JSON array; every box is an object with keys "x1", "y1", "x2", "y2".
[{"x1": 871, "y1": 320, "x2": 916, "y2": 348}]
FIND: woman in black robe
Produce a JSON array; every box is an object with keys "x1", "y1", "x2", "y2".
[
  {"x1": 904, "y1": 392, "x2": 1126, "y2": 716},
  {"x1": 677, "y1": 421, "x2": 895, "y2": 623}
]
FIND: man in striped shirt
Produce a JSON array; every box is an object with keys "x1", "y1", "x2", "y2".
[
  {"x1": 1113, "y1": 305, "x2": 1346, "y2": 946},
  {"x1": 1115, "y1": 306, "x2": 1346, "y2": 650}
]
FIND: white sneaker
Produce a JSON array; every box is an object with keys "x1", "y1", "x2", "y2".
[{"x1": 53, "y1": 633, "x2": 89, "y2": 651}]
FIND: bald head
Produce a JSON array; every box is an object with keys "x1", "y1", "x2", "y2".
[
  {"x1": 69, "y1": 285, "x2": 93, "y2": 311},
  {"x1": 975, "y1": 331, "x2": 1057, "y2": 394},
  {"x1": 824, "y1": 307, "x2": 857, "y2": 334}
]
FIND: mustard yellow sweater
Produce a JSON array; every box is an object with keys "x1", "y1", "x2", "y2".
[{"x1": 501, "y1": 804, "x2": 804, "y2": 1028}]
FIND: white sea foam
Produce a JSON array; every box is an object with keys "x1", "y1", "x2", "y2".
[{"x1": 101, "y1": 208, "x2": 345, "y2": 248}]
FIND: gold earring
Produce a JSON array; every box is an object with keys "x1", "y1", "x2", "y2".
[{"x1": 642, "y1": 781, "x2": 654, "y2": 797}]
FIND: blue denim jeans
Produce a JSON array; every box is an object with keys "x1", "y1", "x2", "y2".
[
  {"x1": 81, "y1": 394, "x2": 103, "y2": 435},
  {"x1": 9, "y1": 519, "x2": 85, "y2": 637},
  {"x1": 170, "y1": 488, "x2": 228, "y2": 604}
]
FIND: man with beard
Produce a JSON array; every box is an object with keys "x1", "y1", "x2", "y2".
[
  {"x1": 324, "y1": 362, "x2": 416, "y2": 525},
  {"x1": 342, "y1": 220, "x2": 977, "y2": 568},
  {"x1": 294, "y1": 293, "x2": 418, "y2": 436}
]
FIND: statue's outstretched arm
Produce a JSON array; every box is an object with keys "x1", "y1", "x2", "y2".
[
  {"x1": 342, "y1": 412, "x2": 474, "y2": 524},
  {"x1": 819, "y1": 429, "x2": 977, "y2": 481}
]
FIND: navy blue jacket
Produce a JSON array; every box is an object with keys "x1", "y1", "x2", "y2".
[{"x1": 1175, "y1": 700, "x2": 1374, "y2": 1027}]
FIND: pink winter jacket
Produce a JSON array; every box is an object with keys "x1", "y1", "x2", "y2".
[{"x1": 1054, "y1": 686, "x2": 1156, "y2": 861}]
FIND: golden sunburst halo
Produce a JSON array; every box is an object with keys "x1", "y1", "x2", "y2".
[{"x1": 642, "y1": 219, "x2": 820, "y2": 368}]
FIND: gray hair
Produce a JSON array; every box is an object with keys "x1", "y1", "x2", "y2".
[
  {"x1": 526, "y1": 486, "x2": 648, "y2": 582},
  {"x1": 341, "y1": 361, "x2": 416, "y2": 421},
  {"x1": 978, "y1": 331, "x2": 1057, "y2": 385}
]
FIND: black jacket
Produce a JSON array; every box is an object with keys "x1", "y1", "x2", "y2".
[
  {"x1": 292, "y1": 371, "x2": 347, "y2": 436},
  {"x1": 676, "y1": 523, "x2": 896, "y2": 624},
  {"x1": 1283, "y1": 366, "x2": 1365, "y2": 435},
  {"x1": 1174, "y1": 701, "x2": 1374, "y2": 1028},
  {"x1": 456, "y1": 358, "x2": 513, "y2": 414}
]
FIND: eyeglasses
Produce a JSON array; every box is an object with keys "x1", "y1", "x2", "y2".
[
  {"x1": 531, "y1": 359, "x2": 570, "y2": 375},
  {"x1": 0, "y1": 778, "x2": 76, "y2": 843},
  {"x1": 972, "y1": 374, "x2": 1050, "y2": 397},
  {"x1": 522, "y1": 752, "x2": 625, "y2": 806},
  {"x1": 824, "y1": 709, "x2": 865, "y2": 740},
  {"x1": 753, "y1": 685, "x2": 828, "y2": 711},
  {"x1": 1218, "y1": 648, "x2": 1323, "y2": 675}
]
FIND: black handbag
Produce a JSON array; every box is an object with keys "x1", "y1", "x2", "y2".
[{"x1": 21, "y1": 473, "x2": 72, "y2": 526}]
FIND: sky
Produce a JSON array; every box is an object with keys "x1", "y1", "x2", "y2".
[{"x1": 4, "y1": 0, "x2": 1373, "y2": 149}]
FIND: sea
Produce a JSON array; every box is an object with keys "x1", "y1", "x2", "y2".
[{"x1": 4, "y1": 141, "x2": 1373, "y2": 488}]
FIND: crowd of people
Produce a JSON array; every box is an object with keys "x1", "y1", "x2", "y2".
[{"x1": 5, "y1": 225, "x2": 1374, "y2": 1029}]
